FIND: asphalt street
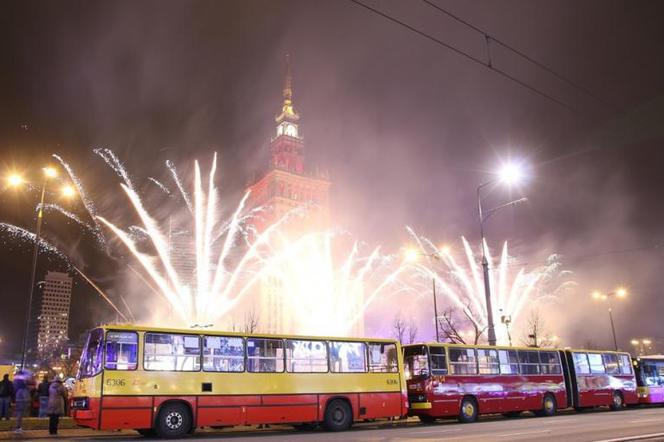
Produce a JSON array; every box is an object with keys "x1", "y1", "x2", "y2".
[{"x1": 34, "y1": 406, "x2": 664, "y2": 442}]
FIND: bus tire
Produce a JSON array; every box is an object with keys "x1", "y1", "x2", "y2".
[
  {"x1": 458, "y1": 396, "x2": 478, "y2": 423},
  {"x1": 323, "y1": 399, "x2": 353, "y2": 432},
  {"x1": 610, "y1": 391, "x2": 624, "y2": 411},
  {"x1": 418, "y1": 415, "x2": 437, "y2": 424},
  {"x1": 155, "y1": 402, "x2": 192, "y2": 438},
  {"x1": 534, "y1": 394, "x2": 557, "y2": 417}
]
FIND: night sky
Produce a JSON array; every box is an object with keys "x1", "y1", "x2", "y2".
[{"x1": 1, "y1": 0, "x2": 663, "y2": 356}]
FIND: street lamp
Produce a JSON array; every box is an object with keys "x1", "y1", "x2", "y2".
[
  {"x1": 630, "y1": 338, "x2": 652, "y2": 356},
  {"x1": 592, "y1": 287, "x2": 628, "y2": 351},
  {"x1": 478, "y1": 161, "x2": 528, "y2": 346},
  {"x1": 405, "y1": 248, "x2": 447, "y2": 343},
  {"x1": 8, "y1": 165, "x2": 76, "y2": 369}
]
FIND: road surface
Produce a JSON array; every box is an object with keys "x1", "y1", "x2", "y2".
[{"x1": 40, "y1": 407, "x2": 664, "y2": 441}]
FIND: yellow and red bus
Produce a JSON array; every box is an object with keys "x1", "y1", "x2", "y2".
[{"x1": 71, "y1": 324, "x2": 408, "y2": 437}]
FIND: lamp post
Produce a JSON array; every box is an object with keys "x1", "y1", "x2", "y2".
[
  {"x1": 592, "y1": 287, "x2": 628, "y2": 351},
  {"x1": 7, "y1": 167, "x2": 75, "y2": 369},
  {"x1": 478, "y1": 163, "x2": 528, "y2": 346},
  {"x1": 405, "y1": 249, "x2": 444, "y2": 342},
  {"x1": 630, "y1": 338, "x2": 652, "y2": 356}
]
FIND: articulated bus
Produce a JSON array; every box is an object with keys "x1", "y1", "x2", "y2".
[
  {"x1": 403, "y1": 343, "x2": 637, "y2": 423},
  {"x1": 633, "y1": 355, "x2": 664, "y2": 404},
  {"x1": 71, "y1": 325, "x2": 408, "y2": 437}
]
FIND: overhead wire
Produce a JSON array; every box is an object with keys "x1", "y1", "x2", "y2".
[
  {"x1": 420, "y1": 0, "x2": 613, "y2": 110},
  {"x1": 348, "y1": 0, "x2": 574, "y2": 110}
]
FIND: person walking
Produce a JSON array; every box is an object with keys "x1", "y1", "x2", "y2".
[
  {"x1": 47, "y1": 378, "x2": 68, "y2": 435},
  {"x1": 0, "y1": 374, "x2": 14, "y2": 420},
  {"x1": 37, "y1": 375, "x2": 50, "y2": 418},
  {"x1": 13, "y1": 371, "x2": 31, "y2": 432}
]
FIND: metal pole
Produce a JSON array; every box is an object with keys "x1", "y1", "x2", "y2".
[
  {"x1": 608, "y1": 306, "x2": 618, "y2": 351},
  {"x1": 20, "y1": 178, "x2": 47, "y2": 369},
  {"x1": 433, "y1": 278, "x2": 440, "y2": 343},
  {"x1": 478, "y1": 185, "x2": 497, "y2": 346}
]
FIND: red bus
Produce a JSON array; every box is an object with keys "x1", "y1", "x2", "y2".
[
  {"x1": 403, "y1": 343, "x2": 638, "y2": 423},
  {"x1": 632, "y1": 355, "x2": 664, "y2": 404},
  {"x1": 404, "y1": 344, "x2": 566, "y2": 422},
  {"x1": 562, "y1": 349, "x2": 638, "y2": 410}
]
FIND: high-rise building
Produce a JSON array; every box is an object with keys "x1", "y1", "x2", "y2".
[
  {"x1": 36, "y1": 271, "x2": 72, "y2": 358},
  {"x1": 245, "y1": 56, "x2": 335, "y2": 335}
]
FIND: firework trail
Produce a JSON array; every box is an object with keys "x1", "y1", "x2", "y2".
[
  {"x1": 148, "y1": 177, "x2": 171, "y2": 195},
  {"x1": 166, "y1": 160, "x2": 193, "y2": 213},
  {"x1": 0, "y1": 222, "x2": 70, "y2": 262}
]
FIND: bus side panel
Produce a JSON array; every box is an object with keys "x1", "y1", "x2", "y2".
[
  {"x1": 99, "y1": 396, "x2": 153, "y2": 430},
  {"x1": 197, "y1": 395, "x2": 260, "y2": 426},
  {"x1": 72, "y1": 397, "x2": 102, "y2": 430},
  {"x1": 359, "y1": 392, "x2": 403, "y2": 419},
  {"x1": 616, "y1": 375, "x2": 639, "y2": 405},
  {"x1": 245, "y1": 394, "x2": 319, "y2": 424}
]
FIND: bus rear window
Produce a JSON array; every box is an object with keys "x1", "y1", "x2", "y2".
[
  {"x1": 78, "y1": 328, "x2": 104, "y2": 379},
  {"x1": 105, "y1": 331, "x2": 138, "y2": 370}
]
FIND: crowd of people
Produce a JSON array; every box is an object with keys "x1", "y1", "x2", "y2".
[{"x1": 0, "y1": 371, "x2": 68, "y2": 434}]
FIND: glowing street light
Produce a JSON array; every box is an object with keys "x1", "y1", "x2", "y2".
[
  {"x1": 592, "y1": 287, "x2": 629, "y2": 351},
  {"x1": 61, "y1": 184, "x2": 76, "y2": 198},
  {"x1": 631, "y1": 338, "x2": 653, "y2": 356},
  {"x1": 43, "y1": 167, "x2": 58, "y2": 178},
  {"x1": 478, "y1": 160, "x2": 529, "y2": 346},
  {"x1": 7, "y1": 173, "x2": 25, "y2": 187}
]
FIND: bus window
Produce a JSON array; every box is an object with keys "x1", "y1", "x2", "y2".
[
  {"x1": 144, "y1": 333, "x2": 201, "y2": 371},
  {"x1": 602, "y1": 353, "x2": 620, "y2": 375},
  {"x1": 429, "y1": 346, "x2": 447, "y2": 375},
  {"x1": 105, "y1": 331, "x2": 138, "y2": 370},
  {"x1": 78, "y1": 328, "x2": 104, "y2": 378},
  {"x1": 588, "y1": 353, "x2": 606, "y2": 374},
  {"x1": 247, "y1": 338, "x2": 284, "y2": 373},
  {"x1": 286, "y1": 340, "x2": 328, "y2": 373},
  {"x1": 618, "y1": 354, "x2": 633, "y2": 375},
  {"x1": 498, "y1": 349, "x2": 519, "y2": 374},
  {"x1": 573, "y1": 352, "x2": 590, "y2": 375},
  {"x1": 477, "y1": 348, "x2": 500, "y2": 374},
  {"x1": 330, "y1": 342, "x2": 367, "y2": 373},
  {"x1": 403, "y1": 345, "x2": 429, "y2": 379},
  {"x1": 641, "y1": 360, "x2": 664, "y2": 386},
  {"x1": 449, "y1": 348, "x2": 477, "y2": 375},
  {"x1": 368, "y1": 343, "x2": 398, "y2": 373},
  {"x1": 539, "y1": 351, "x2": 562, "y2": 374},
  {"x1": 518, "y1": 350, "x2": 540, "y2": 375},
  {"x1": 203, "y1": 336, "x2": 244, "y2": 372}
]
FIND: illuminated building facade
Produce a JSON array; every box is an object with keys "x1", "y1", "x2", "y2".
[
  {"x1": 36, "y1": 271, "x2": 72, "y2": 358},
  {"x1": 246, "y1": 56, "x2": 335, "y2": 334}
]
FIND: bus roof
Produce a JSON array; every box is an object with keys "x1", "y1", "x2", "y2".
[
  {"x1": 95, "y1": 323, "x2": 398, "y2": 343},
  {"x1": 403, "y1": 342, "x2": 632, "y2": 355}
]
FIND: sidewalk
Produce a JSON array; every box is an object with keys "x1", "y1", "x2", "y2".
[{"x1": 0, "y1": 419, "x2": 127, "y2": 440}]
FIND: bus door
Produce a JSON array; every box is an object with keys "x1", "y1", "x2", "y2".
[{"x1": 497, "y1": 349, "x2": 522, "y2": 411}]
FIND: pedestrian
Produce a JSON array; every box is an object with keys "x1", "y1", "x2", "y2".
[
  {"x1": 0, "y1": 374, "x2": 14, "y2": 420},
  {"x1": 47, "y1": 377, "x2": 68, "y2": 435},
  {"x1": 13, "y1": 371, "x2": 31, "y2": 432},
  {"x1": 37, "y1": 375, "x2": 50, "y2": 418}
]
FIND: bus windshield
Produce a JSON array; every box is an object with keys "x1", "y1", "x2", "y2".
[
  {"x1": 78, "y1": 328, "x2": 104, "y2": 379},
  {"x1": 404, "y1": 345, "x2": 429, "y2": 379},
  {"x1": 640, "y1": 359, "x2": 664, "y2": 386}
]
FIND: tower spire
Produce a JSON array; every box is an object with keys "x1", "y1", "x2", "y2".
[{"x1": 276, "y1": 54, "x2": 299, "y2": 123}]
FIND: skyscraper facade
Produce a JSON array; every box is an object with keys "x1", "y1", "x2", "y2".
[{"x1": 36, "y1": 271, "x2": 73, "y2": 358}]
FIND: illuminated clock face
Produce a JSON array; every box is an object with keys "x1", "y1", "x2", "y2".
[{"x1": 285, "y1": 123, "x2": 298, "y2": 137}]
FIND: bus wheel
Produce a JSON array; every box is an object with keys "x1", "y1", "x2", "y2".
[
  {"x1": 418, "y1": 415, "x2": 437, "y2": 424},
  {"x1": 535, "y1": 394, "x2": 557, "y2": 417},
  {"x1": 458, "y1": 397, "x2": 478, "y2": 423},
  {"x1": 610, "y1": 391, "x2": 624, "y2": 411},
  {"x1": 155, "y1": 402, "x2": 192, "y2": 438},
  {"x1": 324, "y1": 399, "x2": 353, "y2": 432}
]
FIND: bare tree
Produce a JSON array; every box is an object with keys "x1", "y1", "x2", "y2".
[
  {"x1": 243, "y1": 308, "x2": 260, "y2": 334},
  {"x1": 521, "y1": 310, "x2": 556, "y2": 348},
  {"x1": 582, "y1": 339, "x2": 602, "y2": 350},
  {"x1": 392, "y1": 314, "x2": 418, "y2": 344},
  {"x1": 438, "y1": 307, "x2": 486, "y2": 344}
]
